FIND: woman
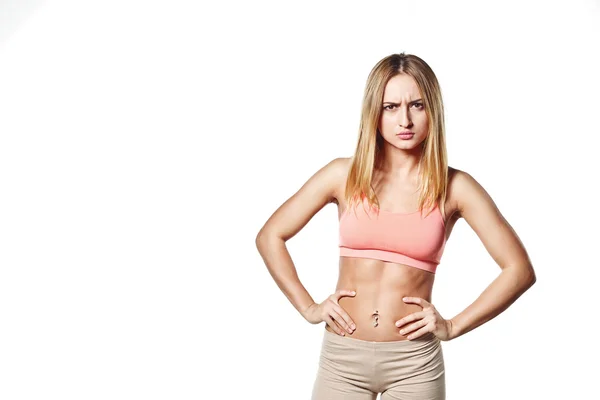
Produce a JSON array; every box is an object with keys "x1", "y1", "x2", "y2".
[{"x1": 255, "y1": 53, "x2": 536, "y2": 400}]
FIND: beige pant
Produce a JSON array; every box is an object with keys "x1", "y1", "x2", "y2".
[{"x1": 312, "y1": 329, "x2": 445, "y2": 400}]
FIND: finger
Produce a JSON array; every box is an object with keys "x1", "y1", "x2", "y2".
[
  {"x1": 334, "y1": 289, "x2": 356, "y2": 302},
  {"x1": 331, "y1": 305, "x2": 355, "y2": 330},
  {"x1": 329, "y1": 308, "x2": 353, "y2": 333},
  {"x1": 403, "y1": 296, "x2": 430, "y2": 308},
  {"x1": 395, "y1": 311, "x2": 426, "y2": 328},
  {"x1": 324, "y1": 315, "x2": 346, "y2": 336},
  {"x1": 405, "y1": 325, "x2": 431, "y2": 341},
  {"x1": 399, "y1": 319, "x2": 427, "y2": 336},
  {"x1": 329, "y1": 315, "x2": 347, "y2": 335}
]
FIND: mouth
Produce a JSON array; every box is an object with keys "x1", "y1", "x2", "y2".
[{"x1": 396, "y1": 132, "x2": 415, "y2": 139}]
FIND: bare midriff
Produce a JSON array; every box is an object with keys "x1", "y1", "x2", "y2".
[{"x1": 324, "y1": 255, "x2": 436, "y2": 342}]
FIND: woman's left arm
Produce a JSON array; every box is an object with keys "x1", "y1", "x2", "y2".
[{"x1": 447, "y1": 170, "x2": 536, "y2": 341}]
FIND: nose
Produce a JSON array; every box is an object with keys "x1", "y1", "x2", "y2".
[{"x1": 397, "y1": 106, "x2": 411, "y2": 128}]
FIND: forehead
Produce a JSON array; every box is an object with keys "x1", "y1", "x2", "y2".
[{"x1": 382, "y1": 74, "x2": 421, "y2": 101}]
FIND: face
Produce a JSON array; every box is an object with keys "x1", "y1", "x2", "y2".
[{"x1": 378, "y1": 73, "x2": 429, "y2": 150}]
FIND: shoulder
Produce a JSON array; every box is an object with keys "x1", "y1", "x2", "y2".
[
  {"x1": 450, "y1": 167, "x2": 484, "y2": 196},
  {"x1": 316, "y1": 156, "x2": 351, "y2": 179},
  {"x1": 327, "y1": 156, "x2": 352, "y2": 173},
  {"x1": 329, "y1": 157, "x2": 352, "y2": 204},
  {"x1": 319, "y1": 157, "x2": 350, "y2": 184},
  {"x1": 301, "y1": 156, "x2": 350, "y2": 205},
  {"x1": 448, "y1": 167, "x2": 495, "y2": 220}
]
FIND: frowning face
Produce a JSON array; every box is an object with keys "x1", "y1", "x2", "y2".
[{"x1": 378, "y1": 73, "x2": 429, "y2": 151}]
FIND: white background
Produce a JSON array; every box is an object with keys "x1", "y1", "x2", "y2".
[{"x1": 0, "y1": 1, "x2": 598, "y2": 399}]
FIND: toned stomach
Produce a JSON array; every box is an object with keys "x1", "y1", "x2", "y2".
[{"x1": 324, "y1": 255, "x2": 436, "y2": 342}]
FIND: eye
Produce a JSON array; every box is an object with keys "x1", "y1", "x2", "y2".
[
  {"x1": 412, "y1": 102, "x2": 424, "y2": 109},
  {"x1": 383, "y1": 105, "x2": 396, "y2": 110}
]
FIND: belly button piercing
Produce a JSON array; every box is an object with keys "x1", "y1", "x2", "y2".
[{"x1": 372, "y1": 310, "x2": 379, "y2": 327}]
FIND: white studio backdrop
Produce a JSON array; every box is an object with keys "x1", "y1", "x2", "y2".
[{"x1": 0, "y1": 1, "x2": 598, "y2": 399}]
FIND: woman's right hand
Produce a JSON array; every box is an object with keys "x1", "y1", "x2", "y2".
[{"x1": 302, "y1": 290, "x2": 357, "y2": 336}]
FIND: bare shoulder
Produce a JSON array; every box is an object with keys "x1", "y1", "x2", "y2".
[
  {"x1": 443, "y1": 166, "x2": 462, "y2": 220},
  {"x1": 256, "y1": 156, "x2": 349, "y2": 242},
  {"x1": 449, "y1": 167, "x2": 494, "y2": 220},
  {"x1": 312, "y1": 156, "x2": 350, "y2": 205},
  {"x1": 331, "y1": 156, "x2": 352, "y2": 204}
]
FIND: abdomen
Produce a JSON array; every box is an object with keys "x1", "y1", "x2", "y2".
[{"x1": 325, "y1": 256, "x2": 436, "y2": 342}]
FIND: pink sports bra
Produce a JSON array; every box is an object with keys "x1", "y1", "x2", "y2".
[{"x1": 339, "y1": 197, "x2": 447, "y2": 273}]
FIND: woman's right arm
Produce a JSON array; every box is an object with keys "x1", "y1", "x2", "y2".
[{"x1": 255, "y1": 157, "x2": 348, "y2": 321}]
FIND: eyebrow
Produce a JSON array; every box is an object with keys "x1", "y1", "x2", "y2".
[{"x1": 382, "y1": 98, "x2": 423, "y2": 105}]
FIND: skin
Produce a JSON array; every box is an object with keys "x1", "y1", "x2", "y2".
[
  {"x1": 256, "y1": 73, "x2": 536, "y2": 343},
  {"x1": 319, "y1": 158, "x2": 456, "y2": 342}
]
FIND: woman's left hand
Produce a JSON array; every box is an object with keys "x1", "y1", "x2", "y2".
[{"x1": 395, "y1": 297, "x2": 456, "y2": 341}]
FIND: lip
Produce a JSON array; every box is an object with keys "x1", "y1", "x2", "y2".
[
  {"x1": 396, "y1": 131, "x2": 414, "y2": 140},
  {"x1": 397, "y1": 131, "x2": 415, "y2": 135}
]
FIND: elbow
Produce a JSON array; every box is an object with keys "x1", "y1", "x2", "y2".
[
  {"x1": 256, "y1": 225, "x2": 270, "y2": 245},
  {"x1": 255, "y1": 230, "x2": 263, "y2": 245},
  {"x1": 524, "y1": 266, "x2": 537, "y2": 288},
  {"x1": 255, "y1": 230, "x2": 266, "y2": 248},
  {"x1": 528, "y1": 272, "x2": 537, "y2": 287},
  {"x1": 255, "y1": 229, "x2": 281, "y2": 248},
  {"x1": 506, "y1": 263, "x2": 537, "y2": 288},
  {"x1": 255, "y1": 233, "x2": 267, "y2": 257}
]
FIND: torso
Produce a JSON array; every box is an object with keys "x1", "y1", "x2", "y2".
[{"x1": 325, "y1": 158, "x2": 461, "y2": 342}]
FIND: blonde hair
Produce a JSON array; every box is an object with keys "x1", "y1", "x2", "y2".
[{"x1": 344, "y1": 52, "x2": 448, "y2": 220}]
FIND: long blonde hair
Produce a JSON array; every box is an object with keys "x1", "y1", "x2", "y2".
[{"x1": 344, "y1": 52, "x2": 448, "y2": 220}]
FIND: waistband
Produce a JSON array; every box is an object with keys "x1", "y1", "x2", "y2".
[{"x1": 323, "y1": 327, "x2": 438, "y2": 350}]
